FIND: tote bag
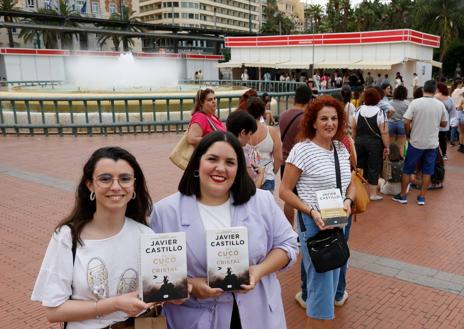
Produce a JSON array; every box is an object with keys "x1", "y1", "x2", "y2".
[
  {"x1": 169, "y1": 132, "x2": 194, "y2": 170},
  {"x1": 169, "y1": 115, "x2": 218, "y2": 170},
  {"x1": 351, "y1": 169, "x2": 370, "y2": 214}
]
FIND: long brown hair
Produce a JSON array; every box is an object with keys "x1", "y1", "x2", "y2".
[
  {"x1": 56, "y1": 147, "x2": 152, "y2": 246},
  {"x1": 192, "y1": 88, "x2": 215, "y2": 114}
]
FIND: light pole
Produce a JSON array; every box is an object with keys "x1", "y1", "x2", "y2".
[{"x1": 248, "y1": 0, "x2": 252, "y2": 33}]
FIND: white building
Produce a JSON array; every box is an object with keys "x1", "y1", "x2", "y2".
[
  {"x1": 138, "y1": 0, "x2": 262, "y2": 33},
  {"x1": 220, "y1": 29, "x2": 441, "y2": 97}
]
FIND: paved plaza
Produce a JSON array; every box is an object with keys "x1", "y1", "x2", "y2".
[{"x1": 1, "y1": 133, "x2": 464, "y2": 329}]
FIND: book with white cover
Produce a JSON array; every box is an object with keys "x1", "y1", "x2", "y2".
[
  {"x1": 140, "y1": 232, "x2": 188, "y2": 302},
  {"x1": 206, "y1": 226, "x2": 250, "y2": 291},
  {"x1": 315, "y1": 188, "x2": 348, "y2": 227}
]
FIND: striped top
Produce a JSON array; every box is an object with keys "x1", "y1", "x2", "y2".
[{"x1": 286, "y1": 140, "x2": 351, "y2": 210}]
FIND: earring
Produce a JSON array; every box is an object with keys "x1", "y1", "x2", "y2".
[
  {"x1": 90, "y1": 191, "x2": 95, "y2": 201},
  {"x1": 132, "y1": 191, "x2": 136, "y2": 200},
  {"x1": 193, "y1": 170, "x2": 200, "y2": 178}
]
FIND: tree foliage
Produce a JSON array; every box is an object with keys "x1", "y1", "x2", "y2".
[
  {"x1": 97, "y1": 6, "x2": 141, "y2": 52},
  {"x1": 1, "y1": 0, "x2": 18, "y2": 47},
  {"x1": 260, "y1": 0, "x2": 295, "y2": 35},
  {"x1": 18, "y1": 0, "x2": 79, "y2": 49}
]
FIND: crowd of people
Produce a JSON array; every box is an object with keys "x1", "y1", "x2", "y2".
[{"x1": 31, "y1": 74, "x2": 463, "y2": 329}]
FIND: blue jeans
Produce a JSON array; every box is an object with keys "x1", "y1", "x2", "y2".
[
  {"x1": 450, "y1": 126, "x2": 459, "y2": 143},
  {"x1": 297, "y1": 212, "x2": 340, "y2": 320},
  {"x1": 335, "y1": 215, "x2": 352, "y2": 301},
  {"x1": 300, "y1": 214, "x2": 352, "y2": 303}
]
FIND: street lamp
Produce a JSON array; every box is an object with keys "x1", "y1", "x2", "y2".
[{"x1": 248, "y1": 0, "x2": 252, "y2": 33}]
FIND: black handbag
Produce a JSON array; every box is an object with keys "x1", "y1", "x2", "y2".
[
  {"x1": 306, "y1": 228, "x2": 349, "y2": 273},
  {"x1": 300, "y1": 143, "x2": 350, "y2": 273}
]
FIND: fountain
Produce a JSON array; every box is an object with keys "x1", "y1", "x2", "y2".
[{"x1": 0, "y1": 52, "x2": 246, "y2": 134}]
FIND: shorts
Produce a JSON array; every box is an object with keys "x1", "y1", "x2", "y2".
[
  {"x1": 403, "y1": 144, "x2": 438, "y2": 176},
  {"x1": 260, "y1": 179, "x2": 275, "y2": 193},
  {"x1": 297, "y1": 212, "x2": 340, "y2": 320},
  {"x1": 388, "y1": 121, "x2": 406, "y2": 136},
  {"x1": 459, "y1": 111, "x2": 464, "y2": 124}
]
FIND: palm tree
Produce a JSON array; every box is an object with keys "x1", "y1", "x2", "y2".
[
  {"x1": 261, "y1": 1, "x2": 295, "y2": 35},
  {"x1": 18, "y1": 0, "x2": 80, "y2": 49},
  {"x1": 97, "y1": 6, "x2": 142, "y2": 52},
  {"x1": 414, "y1": 0, "x2": 464, "y2": 64},
  {"x1": 352, "y1": 0, "x2": 385, "y2": 31},
  {"x1": 1, "y1": 0, "x2": 18, "y2": 47},
  {"x1": 304, "y1": 4, "x2": 324, "y2": 33}
]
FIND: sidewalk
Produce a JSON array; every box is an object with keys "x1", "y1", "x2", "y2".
[{"x1": 1, "y1": 134, "x2": 463, "y2": 329}]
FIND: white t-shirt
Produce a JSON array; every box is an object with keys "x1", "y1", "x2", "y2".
[
  {"x1": 198, "y1": 199, "x2": 232, "y2": 230},
  {"x1": 286, "y1": 140, "x2": 351, "y2": 210},
  {"x1": 403, "y1": 96, "x2": 447, "y2": 149},
  {"x1": 31, "y1": 218, "x2": 153, "y2": 329}
]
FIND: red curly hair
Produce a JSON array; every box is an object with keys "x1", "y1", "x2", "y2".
[
  {"x1": 236, "y1": 88, "x2": 258, "y2": 111},
  {"x1": 298, "y1": 95, "x2": 346, "y2": 141}
]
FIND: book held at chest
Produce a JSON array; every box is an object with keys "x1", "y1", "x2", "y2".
[
  {"x1": 140, "y1": 232, "x2": 188, "y2": 302},
  {"x1": 206, "y1": 226, "x2": 250, "y2": 291},
  {"x1": 315, "y1": 188, "x2": 348, "y2": 228}
]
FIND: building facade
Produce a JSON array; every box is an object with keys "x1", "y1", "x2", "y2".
[{"x1": 137, "y1": 0, "x2": 262, "y2": 33}]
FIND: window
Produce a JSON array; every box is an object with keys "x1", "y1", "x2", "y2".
[
  {"x1": 27, "y1": 0, "x2": 35, "y2": 8},
  {"x1": 91, "y1": 2, "x2": 99, "y2": 14},
  {"x1": 109, "y1": 3, "x2": 116, "y2": 14}
]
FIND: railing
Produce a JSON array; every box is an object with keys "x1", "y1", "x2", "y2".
[
  {"x1": 3, "y1": 80, "x2": 66, "y2": 88},
  {"x1": 0, "y1": 80, "x2": 340, "y2": 136},
  {"x1": 0, "y1": 91, "x2": 296, "y2": 136},
  {"x1": 179, "y1": 79, "x2": 307, "y2": 93}
]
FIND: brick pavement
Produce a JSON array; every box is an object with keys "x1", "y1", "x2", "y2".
[{"x1": 1, "y1": 134, "x2": 463, "y2": 329}]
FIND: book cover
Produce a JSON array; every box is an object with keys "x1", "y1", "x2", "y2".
[
  {"x1": 206, "y1": 226, "x2": 250, "y2": 291},
  {"x1": 315, "y1": 188, "x2": 348, "y2": 227},
  {"x1": 140, "y1": 232, "x2": 188, "y2": 303}
]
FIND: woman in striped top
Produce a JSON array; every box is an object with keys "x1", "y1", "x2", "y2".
[{"x1": 280, "y1": 96, "x2": 355, "y2": 329}]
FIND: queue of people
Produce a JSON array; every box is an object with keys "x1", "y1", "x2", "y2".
[{"x1": 31, "y1": 75, "x2": 457, "y2": 329}]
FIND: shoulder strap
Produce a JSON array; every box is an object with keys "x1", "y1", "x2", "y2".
[
  {"x1": 333, "y1": 142, "x2": 342, "y2": 195},
  {"x1": 205, "y1": 115, "x2": 218, "y2": 131},
  {"x1": 299, "y1": 142, "x2": 342, "y2": 234},
  {"x1": 362, "y1": 114, "x2": 382, "y2": 139},
  {"x1": 281, "y1": 111, "x2": 303, "y2": 142}
]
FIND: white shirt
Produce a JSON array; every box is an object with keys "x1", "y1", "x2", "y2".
[
  {"x1": 403, "y1": 96, "x2": 447, "y2": 149},
  {"x1": 354, "y1": 105, "x2": 386, "y2": 127},
  {"x1": 198, "y1": 199, "x2": 231, "y2": 230},
  {"x1": 31, "y1": 218, "x2": 153, "y2": 329},
  {"x1": 286, "y1": 140, "x2": 351, "y2": 210}
]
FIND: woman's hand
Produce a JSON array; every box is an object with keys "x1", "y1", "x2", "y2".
[
  {"x1": 383, "y1": 147, "x2": 390, "y2": 157},
  {"x1": 343, "y1": 199, "x2": 352, "y2": 216},
  {"x1": 188, "y1": 277, "x2": 223, "y2": 299},
  {"x1": 239, "y1": 265, "x2": 263, "y2": 293},
  {"x1": 114, "y1": 291, "x2": 153, "y2": 317},
  {"x1": 309, "y1": 209, "x2": 329, "y2": 231}
]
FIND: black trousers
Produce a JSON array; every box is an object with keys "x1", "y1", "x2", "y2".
[
  {"x1": 230, "y1": 293, "x2": 242, "y2": 329},
  {"x1": 438, "y1": 131, "x2": 448, "y2": 156},
  {"x1": 355, "y1": 136, "x2": 383, "y2": 185}
]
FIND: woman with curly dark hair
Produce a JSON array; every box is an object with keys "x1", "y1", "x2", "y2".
[
  {"x1": 280, "y1": 96, "x2": 355, "y2": 329},
  {"x1": 352, "y1": 87, "x2": 390, "y2": 201}
]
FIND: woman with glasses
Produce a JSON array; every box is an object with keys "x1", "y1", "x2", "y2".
[
  {"x1": 32, "y1": 147, "x2": 154, "y2": 329},
  {"x1": 187, "y1": 88, "x2": 226, "y2": 147}
]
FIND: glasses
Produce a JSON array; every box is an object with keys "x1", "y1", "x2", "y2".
[{"x1": 94, "y1": 174, "x2": 135, "y2": 188}]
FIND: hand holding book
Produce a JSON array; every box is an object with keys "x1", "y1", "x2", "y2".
[
  {"x1": 188, "y1": 277, "x2": 223, "y2": 299},
  {"x1": 239, "y1": 264, "x2": 263, "y2": 293}
]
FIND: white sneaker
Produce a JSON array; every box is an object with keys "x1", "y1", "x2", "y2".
[
  {"x1": 295, "y1": 291, "x2": 307, "y2": 309},
  {"x1": 334, "y1": 291, "x2": 349, "y2": 307}
]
